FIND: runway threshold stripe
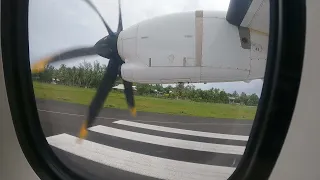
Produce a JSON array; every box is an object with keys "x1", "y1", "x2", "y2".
[
  {"x1": 82, "y1": 131, "x2": 243, "y2": 167},
  {"x1": 51, "y1": 147, "x2": 158, "y2": 180},
  {"x1": 88, "y1": 125, "x2": 245, "y2": 155},
  {"x1": 108, "y1": 123, "x2": 247, "y2": 146},
  {"x1": 47, "y1": 134, "x2": 235, "y2": 180},
  {"x1": 114, "y1": 120, "x2": 249, "y2": 141}
]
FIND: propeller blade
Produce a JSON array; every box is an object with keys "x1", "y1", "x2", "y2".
[
  {"x1": 123, "y1": 79, "x2": 136, "y2": 116},
  {"x1": 117, "y1": 0, "x2": 123, "y2": 33},
  {"x1": 82, "y1": 0, "x2": 114, "y2": 35},
  {"x1": 31, "y1": 47, "x2": 104, "y2": 73},
  {"x1": 78, "y1": 58, "x2": 120, "y2": 140}
]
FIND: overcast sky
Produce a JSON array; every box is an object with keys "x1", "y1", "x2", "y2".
[{"x1": 28, "y1": 0, "x2": 264, "y2": 96}]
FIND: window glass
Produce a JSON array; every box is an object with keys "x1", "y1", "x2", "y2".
[{"x1": 29, "y1": 0, "x2": 269, "y2": 179}]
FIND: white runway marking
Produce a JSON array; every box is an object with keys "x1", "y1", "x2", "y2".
[
  {"x1": 38, "y1": 109, "x2": 253, "y2": 126},
  {"x1": 47, "y1": 134, "x2": 235, "y2": 180},
  {"x1": 89, "y1": 125, "x2": 245, "y2": 155},
  {"x1": 132, "y1": 119, "x2": 252, "y2": 126},
  {"x1": 114, "y1": 120, "x2": 249, "y2": 141},
  {"x1": 37, "y1": 109, "x2": 117, "y2": 120}
]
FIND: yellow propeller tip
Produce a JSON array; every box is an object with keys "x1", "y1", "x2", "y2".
[
  {"x1": 130, "y1": 107, "x2": 137, "y2": 117},
  {"x1": 31, "y1": 58, "x2": 51, "y2": 74},
  {"x1": 77, "y1": 121, "x2": 88, "y2": 142},
  {"x1": 79, "y1": 128, "x2": 88, "y2": 139}
]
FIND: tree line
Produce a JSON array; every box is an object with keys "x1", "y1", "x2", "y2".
[
  {"x1": 32, "y1": 61, "x2": 260, "y2": 106},
  {"x1": 136, "y1": 83, "x2": 259, "y2": 106}
]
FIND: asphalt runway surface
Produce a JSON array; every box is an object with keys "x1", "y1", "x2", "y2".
[{"x1": 36, "y1": 99, "x2": 254, "y2": 180}]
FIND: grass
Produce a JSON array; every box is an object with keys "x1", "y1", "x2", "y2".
[{"x1": 33, "y1": 82, "x2": 257, "y2": 120}]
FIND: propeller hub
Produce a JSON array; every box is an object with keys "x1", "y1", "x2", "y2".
[{"x1": 94, "y1": 34, "x2": 120, "y2": 59}]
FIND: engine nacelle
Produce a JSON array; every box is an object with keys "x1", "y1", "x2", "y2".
[
  {"x1": 121, "y1": 63, "x2": 200, "y2": 84},
  {"x1": 118, "y1": 10, "x2": 268, "y2": 84}
]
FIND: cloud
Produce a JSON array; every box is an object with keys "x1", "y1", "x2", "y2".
[
  {"x1": 28, "y1": 0, "x2": 230, "y2": 61},
  {"x1": 28, "y1": 0, "x2": 264, "y2": 95}
]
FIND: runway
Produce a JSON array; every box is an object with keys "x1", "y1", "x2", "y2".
[{"x1": 37, "y1": 99, "x2": 253, "y2": 180}]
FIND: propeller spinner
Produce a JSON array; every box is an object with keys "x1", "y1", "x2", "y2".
[{"x1": 31, "y1": 0, "x2": 136, "y2": 141}]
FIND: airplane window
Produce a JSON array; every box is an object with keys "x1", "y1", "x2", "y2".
[{"x1": 27, "y1": 0, "x2": 269, "y2": 179}]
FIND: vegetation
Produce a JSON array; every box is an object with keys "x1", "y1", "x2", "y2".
[
  {"x1": 32, "y1": 61, "x2": 259, "y2": 119},
  {"x1": 33, "y1": 82, "x2": 257, "y2": 119},
  {"x1": 136, "y1": 84, "x2": 259, "y2": 106},
  {"x1": 33, "y1": 61, "x2": 260, "y2": 106}
]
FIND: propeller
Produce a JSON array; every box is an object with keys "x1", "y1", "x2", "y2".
[{"x1": 31, "y1": 0, "x2": 136, "y2": 141}]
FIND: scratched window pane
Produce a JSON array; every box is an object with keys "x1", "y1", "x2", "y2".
[{"x1": 29, "y1": 0, "x2": 269, "y2": 179}]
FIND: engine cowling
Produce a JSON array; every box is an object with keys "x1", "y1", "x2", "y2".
[{"x1": 118, "y1": 10, "x2": 268, "y2": 84}]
